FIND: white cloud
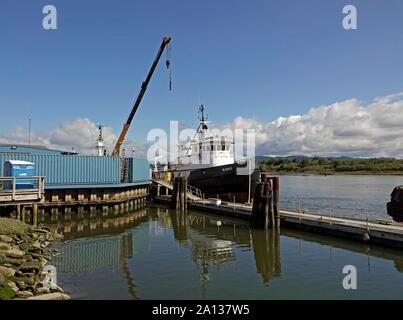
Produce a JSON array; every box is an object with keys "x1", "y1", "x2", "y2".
[
  {"x1": 220, "y1": 92, "x2": 403, "y2": 158},
  {"x1": 0, "y1": 118, "x2": 147, "y2": 157},
  {"x1": 1, "y1": 92, "x2": 403, "y2": 159}
]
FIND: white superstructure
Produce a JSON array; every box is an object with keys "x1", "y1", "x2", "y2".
[{"x1": 170, "y1": 105, "x2": 235, "y2": 171}]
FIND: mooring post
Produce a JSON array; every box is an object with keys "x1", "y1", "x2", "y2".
[
  {"x1": 32, "y1": 203, "x2": 38, "y2": 226},
  {"x1": 179, "y1": 177, "x2": 183, "y2": 210},
  {"x1": 183, "y1": 177, "x2": 188, "y2": 210},
  {"x1": 251, "y1": 183, "x2": 260, "y2": 225},
  {"x1": 16, "y1": 204, "x2": 21, "y2": 220},
  {"x1": 273, "y1": 177, "x2": 280, "y2": 227},
  {"x1": 264, "y1": 183, "x2": 270, "y2": 229},
  {"x1": 176, "y1": 177, "x2": 180, "y2": 209},
  {"x1": 170, "y1": 177, "x2": 179, "y2": 209},
  {"x1": 21, "y1": 205, "x2": 25, "y2": 223},
  {"x1": 298, "y1": 202, "x2": 301, "y2": 220},
  {"x1": 269, "y1": 181, "x2": 275, "y2": 228},
  {"x1": 251, "y1": 181, "x2": 272, "y2": 229}
]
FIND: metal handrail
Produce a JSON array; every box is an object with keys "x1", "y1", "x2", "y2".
[{"x1": 187, "y1": 184, "x2": 203, "y2": 199}]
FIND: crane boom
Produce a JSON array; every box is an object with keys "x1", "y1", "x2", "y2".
[{"x1": 112, "y1": 36, "x2": 171, "y2": 156}]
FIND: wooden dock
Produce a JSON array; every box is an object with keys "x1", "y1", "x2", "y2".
[
  {"x1": 153, "y1": 195, "x2": 403, "y2": 249},
  {"x1": 0, "y1": 176, "x2": 45, "y2": 206}
]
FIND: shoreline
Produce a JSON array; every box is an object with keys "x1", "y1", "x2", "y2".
[
  {"x1": 0, "y1": 217, "x2": 70, "y2": 300},
  {"x1": 262, "y1": 171, "x2": 403, "y2": 176}
]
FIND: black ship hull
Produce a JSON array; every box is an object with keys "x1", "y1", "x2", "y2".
[{"x1": 187, "y1": 162, "x2": 260, "y2": 202}]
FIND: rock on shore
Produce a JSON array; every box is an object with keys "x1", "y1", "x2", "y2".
[{"x1": 0, "y1": 217, "x2": 69, "y2": 300}]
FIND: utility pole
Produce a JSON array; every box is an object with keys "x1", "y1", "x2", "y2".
[{"x1": 28, "y1": 114, "x2": 32, "y2": 145}]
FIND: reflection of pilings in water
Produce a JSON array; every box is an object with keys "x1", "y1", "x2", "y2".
[
  {"x1": 170, "y1": 210, "x2": 189, "y2": 242},
  {"x1": 251, "y1": 228, "x2": 281, "y2": 283},
  {"x1": 273, "y1": 228, "x2": 281, "y2": 277},
  {"x1": 44, "y1": 203, "x2": 149, "y2": 240}
]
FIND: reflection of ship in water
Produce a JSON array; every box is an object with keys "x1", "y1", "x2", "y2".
[
  {"x1": 47, "y1": 205, "x2": 150, "y2": 300},
  {"x1": 166, "y1": 208, "x2": 281, "y2": 284},
  {"x1": 188, "y1": 228, "x2": 235, "y2": 284}
]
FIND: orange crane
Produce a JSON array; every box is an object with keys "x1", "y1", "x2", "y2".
[{"x1": 112, "y1": 36, "x2": 171, "y2": 156}]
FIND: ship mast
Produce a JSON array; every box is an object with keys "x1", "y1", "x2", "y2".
[
  {"x1": 96, "y1": 124, "x2": 105, "y2": 156},
  {"x1": 196, "y1": 104, "x2": 208, "y2": 135}
]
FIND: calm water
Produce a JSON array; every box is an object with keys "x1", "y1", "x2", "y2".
[
  {"x1": 278, "y1": 175, "x2": 402, "y2": 220},
  {"x1": 46, "y1": 201, "x2": 403, "y2": 300}
]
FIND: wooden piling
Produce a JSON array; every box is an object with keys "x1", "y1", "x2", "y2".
[
  {"x1": 16, "y1": 204, "x2": 21, "y2": 220},
  {"x1": 273, "y1": 177, "x2": 280, "y2": 227},
  {"x1": 251, "y1": 176, "x2": 280, "y2": 229},
  {"x1": 263, "y1": 183, "x2": 270, "y2": 229},
  {"x1": 170, "y1": 176, "x2": 187, "y2": 210},
  {"x1": 251, "y1": 182, "x2": 271, "y2": 229},
  {"x1": 21, "y1": 205, "x2": 25, "y2": 223},
  {"x1": 32, "y1": 203, "x2": 38, "y2": 226}
]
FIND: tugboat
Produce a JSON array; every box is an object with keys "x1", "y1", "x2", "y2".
[
  {"x1": 155, "y1": 104, "x2": 260, "y2": 202},
  {"x1": 387, "y1": 185, "x2": 403, "y2": 222}
]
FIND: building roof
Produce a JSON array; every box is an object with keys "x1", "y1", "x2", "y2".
[
  {"x1": 0, "y1": 144, "x2": 78, "y2": 155},
  {"x1": 5, "y1": 160, "x2": 34, "y2": 165}
]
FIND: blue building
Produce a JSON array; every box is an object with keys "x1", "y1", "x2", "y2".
[
  {"x1": 0, "y1": 144, "x2": 78, "y2": 155},
  {"x1": 0, "y1": 144, "x2": 151, "y2": 189}
]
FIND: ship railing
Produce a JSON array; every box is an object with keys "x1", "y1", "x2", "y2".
[{"x1": 187, "y1": 184, "x2": 203, "y2": 200}]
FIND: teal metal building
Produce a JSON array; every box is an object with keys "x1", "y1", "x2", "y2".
[{"x1": 0, "y1": 145, "x2": 151, "y2": 189}]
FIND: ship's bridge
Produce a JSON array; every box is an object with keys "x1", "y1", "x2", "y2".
[{"x1": 177, "y1": 135, "x2": 235, "y2": 169}]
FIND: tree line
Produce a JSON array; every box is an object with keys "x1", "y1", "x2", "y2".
[{"x1": 258, "y1": 157, "x2": 403, "y2": 175}]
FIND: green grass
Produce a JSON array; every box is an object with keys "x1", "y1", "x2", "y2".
[
  {"x1": 0, "y1": 285, "x2": 15, "y2": 300},
  {"x1": 0, "y1": 217, "x2": 30, "y2": 237}
]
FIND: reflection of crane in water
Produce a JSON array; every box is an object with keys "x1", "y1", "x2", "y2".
[{"x1": 119, "y1": 233, "x2": 140, "y2": 300}]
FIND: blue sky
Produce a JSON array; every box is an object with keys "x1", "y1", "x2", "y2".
[{"x1": 1, "y1": 0, "x2": 402, "y2": 156}]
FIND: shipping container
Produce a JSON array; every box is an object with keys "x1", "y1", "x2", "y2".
[
  {"x1": 0, "y1": 154, "x2": 121, "y2": 185},
  {"x1": 128, "y1": 158, "x2": 151, "y2": 183}
]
